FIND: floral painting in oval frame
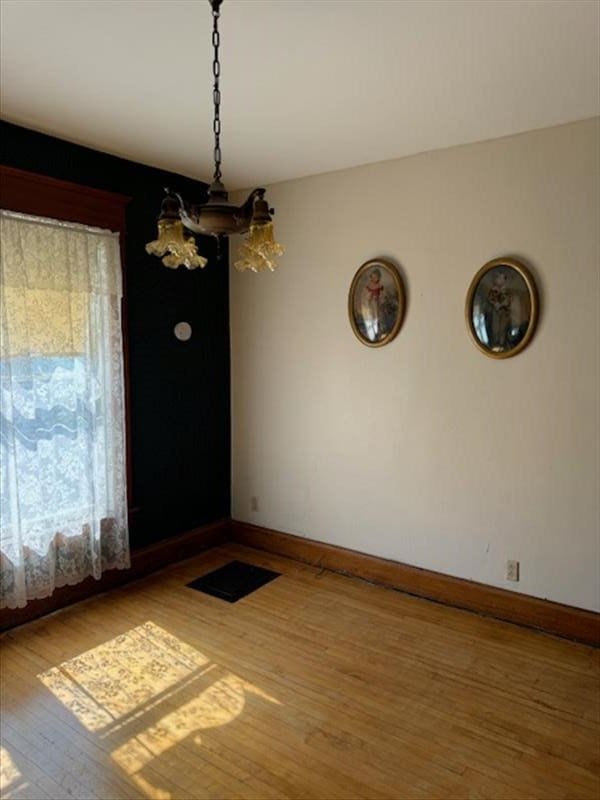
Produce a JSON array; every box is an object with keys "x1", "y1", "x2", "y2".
[
  {"x1": 465, "y1": 257, "x2": 539, "y2": 359},
  {"x1": 348, "y1": 258, "x2": 405, "y2": 347}
]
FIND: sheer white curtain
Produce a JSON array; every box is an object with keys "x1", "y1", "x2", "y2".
[{"x1": 0, "y1": 210, "x2": 129, "y2": 608}]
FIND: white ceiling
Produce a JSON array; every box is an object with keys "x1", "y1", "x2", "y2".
[{"x1": 1, "y1": 0, "x2": 599, "y2": 190}]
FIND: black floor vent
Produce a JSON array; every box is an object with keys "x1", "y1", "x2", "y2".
[{"x1": 186, "y1": 560, "x2": 281, "y2": 603}]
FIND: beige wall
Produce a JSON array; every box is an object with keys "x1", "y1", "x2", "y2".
[{"x1": 230, "y1": 118, "x2": 600, "y2": 612}]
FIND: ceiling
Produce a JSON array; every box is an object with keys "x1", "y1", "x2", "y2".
[{"x1": 1, "y1": 0, "x2": 598, "y2": 190}]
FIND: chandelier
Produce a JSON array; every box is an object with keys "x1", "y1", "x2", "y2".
[{"x1": 146, "y1": 0, "x2": 284, "y2": 273}]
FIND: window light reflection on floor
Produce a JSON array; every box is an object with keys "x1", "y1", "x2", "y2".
[
  {"x1": 36, "y1": 621, "x2": 281, "y2": 800},
  {"x1": 39, "y1": 621, "x2": 211, "y2": 731},
  {"x1": 0, "y1": 746, "x2": 24, "y2": 796}
]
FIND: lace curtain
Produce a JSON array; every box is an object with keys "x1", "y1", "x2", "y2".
[{"x1": 0, "y1": 210, "x2": 130, "y2": 609}]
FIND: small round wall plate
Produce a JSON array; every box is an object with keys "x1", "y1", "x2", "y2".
[{"x1": 174, "y1": 321, "x2": 192, "y2": 341}]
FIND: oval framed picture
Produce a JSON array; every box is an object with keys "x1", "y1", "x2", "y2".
[
  {"x1": 348, "y1": 258, "x2": 405, "y2": 347},
  {"x1": 465, "y1": 257, "x2": 539, "y2": 359}
]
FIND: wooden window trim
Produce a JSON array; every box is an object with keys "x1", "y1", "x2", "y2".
[{"x1": 0, "y1": 164, "x2": 135, "y2": 514}]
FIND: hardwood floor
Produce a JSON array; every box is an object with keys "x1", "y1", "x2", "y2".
[{"x1": 1, "y1": 543, "x2": 599, "y2": 800}]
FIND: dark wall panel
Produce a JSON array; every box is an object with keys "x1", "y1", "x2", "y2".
[{"x1": 1, "y1": 122, "x2": 230, "y2": 548}]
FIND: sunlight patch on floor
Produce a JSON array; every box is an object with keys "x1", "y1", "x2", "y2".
[
  {"x1": 112, "y1": 673, "x2": 252, "y2": 799},
  {"x1": 0, "y1": 746, "x2": 26, "y2": 797},
  {"x1": 38, "y1": 621, "x2": 210, "y2": 731},
  {"x1": 36, "y1": 620, "x2": 281, "y2": 800}
]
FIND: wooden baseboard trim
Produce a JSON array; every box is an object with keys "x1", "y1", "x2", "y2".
[
  {"x1": 0, "y1": 518, "x2": 230, "y2": 632},
  {"x1": 231, "y1": 520, "x2": 600, "y2": 646},
  {"x1": 5, "y1": 518, "x2": 598, "y2": 645}
]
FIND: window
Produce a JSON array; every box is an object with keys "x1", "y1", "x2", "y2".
[{"x1": 0, "y1": 168, "x2": 131, "y2": 609}]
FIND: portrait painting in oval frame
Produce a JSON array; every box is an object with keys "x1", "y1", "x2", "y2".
[
  {"x1": 348, "y1": 258, "x2": 405, "y2": 348},
  {"x1": 465, "y1": 257, "x2": 539, "y2": 359}
]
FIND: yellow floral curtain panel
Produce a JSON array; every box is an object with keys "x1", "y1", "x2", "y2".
[{"x1": 0, "y1": 210, "x2": 129, "y2": 608}]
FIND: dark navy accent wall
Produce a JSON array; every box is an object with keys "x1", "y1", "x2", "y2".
[{"x1": 1, "y1": 122, "x2": 230, "y2": 548}]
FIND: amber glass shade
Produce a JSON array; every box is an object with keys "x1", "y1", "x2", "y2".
[
  {"x1": 145, "y1": 219, "x2": 208, "y2": 270},
  {"x1": 234, "y1": 222, "x2": 284, "y2": 273}
]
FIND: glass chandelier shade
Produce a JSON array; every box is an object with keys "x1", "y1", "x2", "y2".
[
  {"x1": 145, "y1": 218, "x2": 208, "y2": 270},
  {"x1": 234, "y1": 222, "x2": 285, "y2": 273},
  {"x1": 145, "y1": 0, "x2": 284, "y2": 274}
]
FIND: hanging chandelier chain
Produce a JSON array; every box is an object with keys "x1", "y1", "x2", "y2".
[
  {"x1": 146, "y1": 0, "x2": 283, "y2": 271},
  {"x1": 212, "y1": 1, "x2": 222, "y2": 183}
]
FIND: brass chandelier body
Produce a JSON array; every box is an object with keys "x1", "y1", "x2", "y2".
[{"x1": 146, "y1": 0, "x2": 283, "y2": 272}]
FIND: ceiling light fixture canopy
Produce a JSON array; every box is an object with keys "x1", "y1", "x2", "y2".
[{"x1": 146, "y1": 0, "x2": 284, "y2": 273}]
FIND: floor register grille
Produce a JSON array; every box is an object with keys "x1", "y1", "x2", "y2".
[{"x1": 186, "y1": 560, "x2": 281, "y2": 602}]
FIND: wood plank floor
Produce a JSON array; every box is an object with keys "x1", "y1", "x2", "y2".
[{"x1": 1, "y1": 543, "x2": 599, "y2": 800}]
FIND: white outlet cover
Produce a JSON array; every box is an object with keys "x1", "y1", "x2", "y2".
[{"x1": 174, "y1": 322, "x2": 192, "y2": 341}]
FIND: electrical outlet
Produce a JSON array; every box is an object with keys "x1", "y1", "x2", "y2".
[
  {"x1": 250, "y1": 496, "x2": 258, "y2": 512},
  {"x1": 506, "y1": 560, "x2": 520, "y2": 581}
]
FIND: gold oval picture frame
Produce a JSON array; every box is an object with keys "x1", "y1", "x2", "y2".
[
  {"x1": 348, "y1": 258, "x2": 405, "y2": 348},
  {"x1": 465, "y1": 257, "x2": 539, "y2": 359}
]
